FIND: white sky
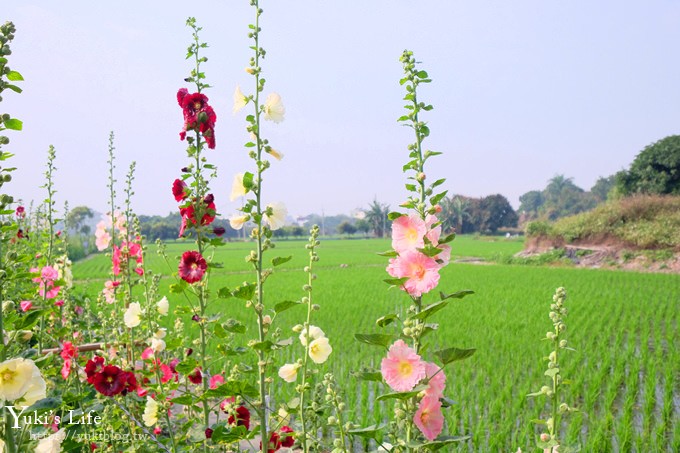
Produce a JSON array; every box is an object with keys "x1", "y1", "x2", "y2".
[{"x1": 4, "y1": 1, "x2": 680, "y2": 217}]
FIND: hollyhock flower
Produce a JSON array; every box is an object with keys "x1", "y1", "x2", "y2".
[
  {"x1": 278, "y1": 363, "x2": 300, "y2": 383},
  {"x1": 424, "y1": 362, "x2": 446, "y2": 399},
  {"x1": 299, "y1": 325, "x2": 325, "y2": 347},
  {"x1": 41, "y1": 266, "x2": 58, "y2": 282},
  {"x1": 124, "y1": 302, "x2": 143, "y2": 328},
  {"x1": 425, "y1": 214, "x2": 442, "y2": 245},
  {"x1": 141, "y1": 348, "x2": 155, "y2": 360},
  {"x1": 233, "y1": 85, "x2": 248, "y2": 114},
  {"x1": 172, "y1": 179, "x2": 189, "y2": 202},
  {"x1": 15, "y1": 206, "x2": 25, "y2": 218},
  {"x1": 213, "y1": 226, "x2": 226, "y2": 236},
  {"x1": 35, "y1": 428, "x2": 66, "y2": 453},
  {"x1": 85, "y1": 356, "x2": 105, "y2": 383},
  {"x1": 151, "y1": 338, "x2": 166, "y2": 353},
  {"x1": 178, "y1": 251, "x2": 208, "y2": 283},
  {"x1": 413, "y1": 395, "x2": 444, "y2": 441},
  {"x1": 229, "y1": 214, "x2": 249, "y2": 230},
  {"x1": 210, "y1": 374, "x2": 225, "y2": 389},
  {"x1": 19, "y1": 300, "x2": 32, "y2": 312},
  {"x1": 112, "y1": 245, "x2": 122, "y2": 275},
  {"x1": 392, "y1": 214, "x2": 427, "y2": 253},
  {"x1": 280, "y1": 426, "x2": 295, "y2": 448},
  {"x1": 261, "y1": 432, "x2": 281, "y2": 453},
  {"x1": 308, "y1": 337, "x2": 332, "y2": 364},
  {"x1": 60, "y1": 341, "x2": 78, "y2": 380},
  {"x1": 157, "y1": 296, "x2": 169, "y2": 315},
  {"x1": 160, "y1": 363, "x2": 174, "y2": 384},
  {"x1": 142, "y1": 396, "x2": 159, "y2": 427},
  {"x1": 54, "y1": 299, "x2": 64, "y2": 307},
  {"x1": 154, "y1": 328, "x2": 167, "y2": 339},
  {"x1": 0, "y1": 358, "x2": 46, "y2": 404},
  {"x1": 177, "y1": 89, "x2": 217, "y2": 149},
  {"x1": 95, "y1": 221, "x2": 111, "y2": 251},
  {"x1": 263, "y1": 93, "x2": 285, "y2": 123},
  {"x1": 221, "y1": 397, "x2": 251, "y2": 429},
  {"x1": 74, "y1": 306, "x2": 84, "y2": 316},
  {"x1": 137, "y1": 387, "x2": 148, "y2": 398},
  {"x1": 264, "y1": 202, "x2": 287, "y2": 230},
  {"x1": 435, "y1": 244, "x2": 451, "y2": 266},
  {"x1": 92, "y1": 365, "x2": 129, "y2": 396},
  {"x1": 230, "y1": 173, "x2": 247, "y2": 201},
  {"x1": 266, "y1": 147, "x2": 284, "y2": 161},
  {"x1": 386, "y1": 251, "x2": 441, "y2": 297},
  {"x1": 179, "y1": 198, "x2": 216, "y2": 236},
  {"x1": 205, "y1": 428, "x2": 213, "y2": 439},
  {"x1": 380, "y1": 339, "x2": 426, "y2": 392},
  {"x1": 188, "y1": 368, "x2": 203, "y2": 384}
]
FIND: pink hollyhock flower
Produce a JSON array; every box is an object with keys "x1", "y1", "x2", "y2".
[
  {"x1": 424, "y1": 362, "x2": 446, "y2": 399},
  {"x1": 15, "y1": 206, "x2": 25, "y2": 218},
  {"x1": 425, "y1": 214, "x2": 442, "y2": 245},
  {"x1": 20, "y1": 300, "x2": 33, "y2": 312},
  {"x1": 386, "y1": 251, "x2": 441, "y2": 297},
  {"x1": 74, "y1": 306, "x2": 84, "y2": 316},
  {"x1": 210, "y1": 374, "x2": 225, "y2": 389},
  {"x1": 95, "y1": 221, "x2": 111, "y2": 251},
  {"x1": 153, "y1": 427, "x2": 162, "y2": 435},
  {"x1": 54, "y1": 299, "x2": 64, "y2": 307},
  {"x1": 391, "y1": 215, "x2": 427, "y2": 253},
  {"x1": 414, "y1": 395, "x2": 444, "y2": 441},
  {"x1": 112, "y1": 245, "x2": 122, "y2": 275},
  {"x1": 61, "y1": 359, "x2": 72, "y2": 380},
  {"x1": 137, "y1": 387, "x2": 148, "y2": 398},
  {"x1": 178, "y1": 251, "x2": 208, "y2": 283},
  {"x1": 435, "y1": 244, "x2": 451, "y2": 266},
  {"x1": 141, "y1": 348, "x2": 155, "y2": 360},
  {"x1": 380, "y1": 339, "x2": 426, "y2": 392},
  {"x1": 41, "y1": 266, "x2": 59, "y2": 282},
  {"x1": 160, "y1": 364, "x2": 174, "y2": 384}
]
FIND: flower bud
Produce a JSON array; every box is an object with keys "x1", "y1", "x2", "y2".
[
  {"x1": 292, "y1": 324, "x2": 303, "y2": 333},
  {"x1": 559, "y1": 340, "x2": 568, "y2": 348},
  {"x1": 540, "y1": 433, "x2": 550, "y2": 442}
]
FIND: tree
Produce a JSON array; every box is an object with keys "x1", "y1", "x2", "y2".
[
  {"x1": 441, "y1": 195, "x2": 471, "y2": 233},
  {"x1": 363, "y1": 199, "x2": 390, "y2": 238},
  {"x1": 337, "y1": 221, "x2": 356, "y2": 236},
  {"x1": 65, "y1": 206, "x2": 93, "y2": 234},
  {"x1": 616, "y1": 135, "x2": 680, "y2": 196},
  {"x1": 590, "y1": 175, "x2": 617, "y2": 202},
  {"x1": 518, "y1": 190, "x2": 544, "y2": 219},
  {"x1": 478, "y1": 194, "x2": 518, "y2": 233},
  {"x1": 355, "y1": 218, "x2": 370, "y2": 236}
]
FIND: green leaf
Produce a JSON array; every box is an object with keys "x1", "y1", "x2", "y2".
[
  {"x1": 417, "y1": 70, "x2": 429, "y2": 79},
  {"x1": 434, "y1": 347, "x2": 476, "y2": 365},
  {"x1": 274, "y1": 300, "x2": 301, "y2": 314},
  {"x1": 204, "y1": 381, "x2": 259, "y2": 399},
  {"x1": 431, "y1": 178, "x2": 446, "y2": 189},
  {"x1": 4, "y1": 118, "x2": 22, "y2": 131},
  {"x1": 383, "y1": 277, "x2": 408, "y2": 287},
  {"x1": 6, "y1": 84, "x2": 22, "y2": 94},
  {"x1": 217, "y1": 286, "x2": 232, "y2": 299},
  {"x1": 424, "y1": 151, "x2": 443, "y2": 158},
  {"x1": 21, "y1": 397, "x2": 62, "y2": 415},
  {"x1": 232, "y1": 283, "x2": 255, "y2": 300},
  {"x1": 16, "y1": 309, "x2": 45, "y2": 330},
  {"x1": 420, "y1": 125, "x2": 430, "y2": 137},
  {"x1": 430, "y1": 190, "x2": 448, "y2": 206},
  {"x1": 376, "y1": 314, "x2": 399, "y2": 327},
  {"x1": 410, "y1": 301, "x2": 448, "y2": 322},
  {"x1": 407, "y1": 436, "x2": 470, "y2": 451},
  {"x1": 351, "y1": 369, "x2": 383, "y2": 382},
  {"x1": 169, "y1": 280, "x2": 188, "y2": 293},
  {"x1": 417, "y1": 245, "x2": 443, "y2": 258},
  {"x1": 174, "y1": 358, "x2": 198, "y2": 375},
  {"x1": 170, "y1": 395, "x2": 195, "y2": 405},
  {"x1": 211, "y1": 424, "x2": 250, "y2": 444},
  {"x1": 439, "y1": 290, "x2": 474, "y2": 301},
  {"x1": 223, "y1": 319, "x2": 246, "y2": 334},
  {"x1": 438, "y1": 233, "x2": 456, "y2": 244},
  {"x1": 376, "y1": 385, "x2": 427, "y2": 401},
  {"x1": 354, "y1": 333, "x2": 394, "y2": 348},
  {"x1": 377, "y1": 250, "x2": 398, "y2": 257},
  {"x1": 387, "y1": 211, "x2": 404, "y2": 221},
  {"x1": 272, "y1": 256, "x2": 292, "y2": 267},
  {"x1": 347, "y1": 424, "x2": 386, "y2": 439},
  {"x1": 405, "y1": 183, "x2": 416, "y2": 192},
  {"x1": 214, "y1": 323, "x2": 228, "y2": 338},
  {"x1": 397, "y1": 115, "x2": 409, "y2": 122}
]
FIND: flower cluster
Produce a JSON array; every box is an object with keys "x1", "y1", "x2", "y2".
[
  {"x1": 31, "y1": 265, "x2": 61, "y2": 299},
  {"x1": 386, "y1": 213, "x2": 450, "y2": 297},
  {"x1": 112, "y1": 239, "x2": 144, "y2": 276},
  {"x1": 261, "y1": 425, "x2": 295, "y2": 453},
  {"x1": 94, "y1": 211, "x2": 126, "y2": 251},
  {"x1": 177, "y1": 88, "x2": 217, "y2": 149},
  {"x1": 59, "y1": 341, "x2": 78, "y2": 380}
]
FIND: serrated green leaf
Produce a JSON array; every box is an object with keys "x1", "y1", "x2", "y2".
[
  {"x1": 417, "y1": 245, "x2": 442, "y2": 258},
  {"x1": 4, "y1": 118, "x2": 22, "y2": 131},
  {"x1": 354, "y1": 333, "x2": 394, "y2": 348},
  {"x1": 223, "y1": 318, "x2": 246, "y2": 334},
  {"x1": 170, "y1": 395, "x2": 195, "y2": 405},
  {"x1": 438, "y1": 233, "x2": 456, "y2": 244},
  {"x1": 217, "y1": 286, "x2": 232, "y2": 299},
  {"x1": 397, "y1": 115, "x2": 409, "y2": 122},
  {"x1": 434, "y1": 347, "x2": 476, "y2": 365},
  {"x1": 439, "y1": 290, "x2": 474, "y2": 301},
  {"x1": 21, "y1": 397, "x2": 62, "y2": 415},
  {"x1": 410, "y1": 301, "x2": 448, "y2": 322},
  {"x1": 376, "y1": 385, "x2": 427, "y2": 402},
  {"x1": 387, "y1": 211, "x2": 405, "y2": 221},
  {"x1": 431, "y1": 178, "x2": 446, "y2": 189},
  {"x1": 351, "y1": 369, "x2": 383, "y2": 382},
  {"x1": 174, "y1": 358, "x2": 198, "y2": 375},
  {"x1": 430, "y1": 190, "x2": 448, "y2": 206},
  {"x1": 272, "y1": 255, "x2": 292, "y2": 267},
  {"x1": 347, "y1": 424, "x2": 386, "y2": 439},
  {"x1": 408, "y1": 436, "x2": 470, "y2": 451},
  {"x1": 211, "y1": 424, "x2": 250, "y2": 443},
  {"x1": 417, "y1": 70, "x2": 429, "y2": 79},
  {"x1": 405, "y1": 183, "x2": 416, "y2": 192},
  {"x1": 214, "y1": 323, "x2": 228, "y2": 338},
  {"x1": 16, "y1": 309, "x2": 45, "y2": 330},
  {"x1": 232, "y1": 283, "x2": 255, "y2": 300}
]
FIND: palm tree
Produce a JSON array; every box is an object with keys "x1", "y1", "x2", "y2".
[
  {"x1": 363, "y1": 199, "x2": 390, "y2": 238},
  {"x1": 441, "y1": 195, "x2": 470, "y2": 234}
]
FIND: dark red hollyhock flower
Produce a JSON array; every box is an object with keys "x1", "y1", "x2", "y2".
[
  {"x1": 16, "y1": 229, "x2": 24, "y2": 239},
  {"x1": 92, "y1": 365, "x2": 129, "y2": 396},
  {"x1": 260, "y1": 432, "x2": 281, "y2": 453},
  {"x1": 90, "y1": 443, "x2": 97, "y2": 451},
  {"x1": 121, "y1": 371, "x2": 138, "y2": 395},
  {"x1": 15, "y1": 206, "x2": 25, "y2": 218},
  {"x1": 85, "y1": 356, "x2": 106, "y2": 383},
  {"x1": 178, "y1": 250, "x2": 208, "y2": 283},
  {"x1": 204, "y1": 428, "x2": 213, "y2": 439},
  {"x1": 213, "y1": 226, "x2": 225, "y2": 236},
  {"x1": 177, "y1": 89, "x2": 217, "y2": 149},
  {"x1": 178, "y1": 197, "x2": 216, "y2": 237},
  {"x1": 280, "y1": 426, "x2": 294, "y2": 448},
  {"x1": 228, "y1": 405, "x2": 251, "y2": 430},
  {"x1": 172, "y1": 179, "x2": 189, "y2": 202},
  {"x1": 188, "y1": 367, "x2": 203, "y2": 384}
]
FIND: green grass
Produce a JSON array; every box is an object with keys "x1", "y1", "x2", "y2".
[{"x1": 72, "y1": 236, "x2": 680, "y2": 452}]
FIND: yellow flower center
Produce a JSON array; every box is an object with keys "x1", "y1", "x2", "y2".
[
  {"x1": 420, "y1": 408, "x2": 430, "y2": 424},
  {"x1": 405, "y1": 227, "x2": 419, "y2": 243},
  {"x1": 398, "y1": 361, "x2": 413, "y2": 376},
  {"x1": 310, "y1": 344, "x2": 319, "y2": 355},
  {"x1": 1, "y1": 369, "x2": 16, "y2": 384}
]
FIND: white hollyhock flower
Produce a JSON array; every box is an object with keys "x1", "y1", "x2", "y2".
[
  {"x1": 0, "y1": 358, "x2": 46, "y2": 404},
  {"x1": 35, "y1": 429, "x2": 66, "y2": 453},
  {"x1": 264, "y1": 202, "x2": 287, "y2": 231},
  {"x1": 124, "y1": 302, "x2": 143, "y2": 328},
  {"x1": 278, "y1": 363, "x2": 301, "y2": 383},
  {"x1": 308, "y1": 337, "x2": 332, "y2": 364},
  {"x1": 151, "y1": 338, "x2": 166, "y2": 353},
  {"x1": 266, "y1": 147, "x2": 284, "y2": 161},
  {"x1": 299, "y1": 325, "x2": 325, "y2": 347},
  {"x1": 263, "y1": 93, "x2": 285, "y2": 123},
  {"x1": 156, "y1": 297, "x2": 169, "y2": 316},
  {"x1": 142, "y1": 396, "x2": 159, "y2": 427},
  {"x1": 229, "y1": 214, "x2": 250, "y2": 230},
  {"x1": 230, "y1": 173, "x2": 247, "y2": 201},
  {"x1": 233, "y1": 85, "x2": 248, "y2": 114}
]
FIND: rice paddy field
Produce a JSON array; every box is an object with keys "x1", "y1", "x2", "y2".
[{"x1": 72, "y1": 236, "x2": 680, "y2": 452}]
